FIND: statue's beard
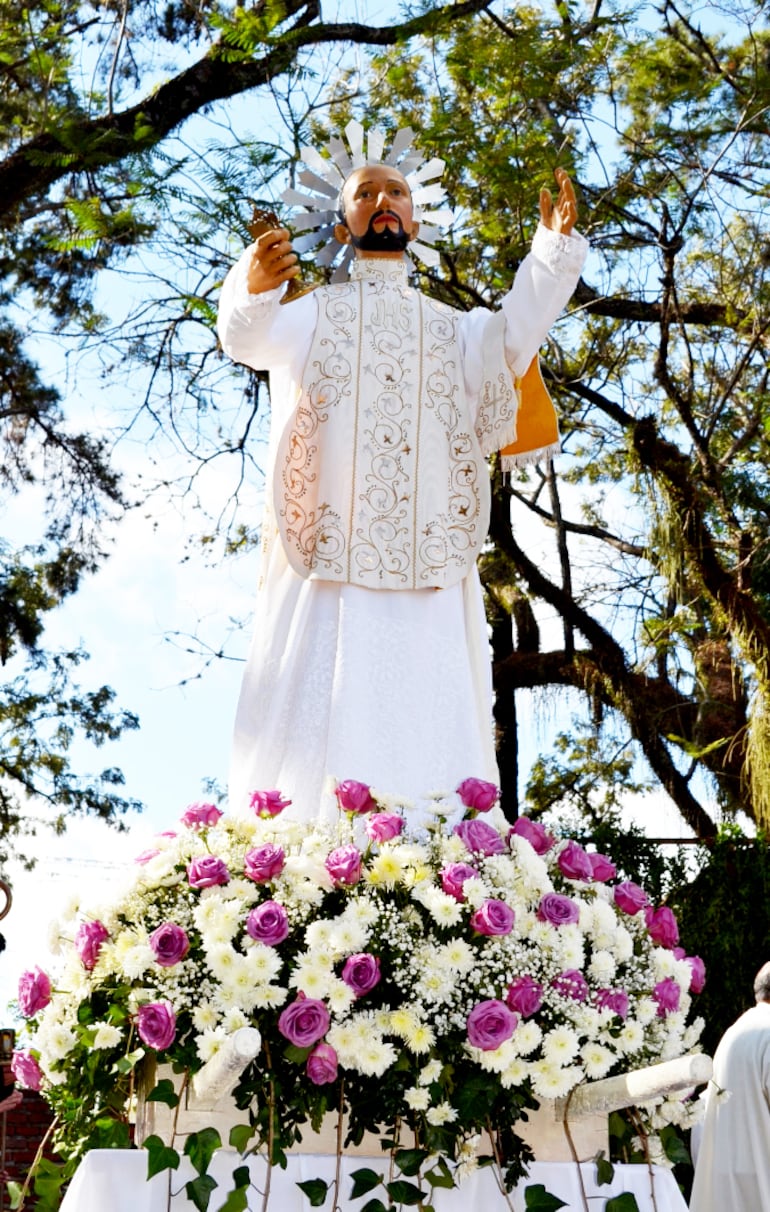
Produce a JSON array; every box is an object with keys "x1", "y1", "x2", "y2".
[{"x1": 349, "y1": 210, "x2": 410, "y2": 252}]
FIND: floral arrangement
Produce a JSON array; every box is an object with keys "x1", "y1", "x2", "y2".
[{"x1": 12, "y1": 779, "x2": 705, "y2": 1208}]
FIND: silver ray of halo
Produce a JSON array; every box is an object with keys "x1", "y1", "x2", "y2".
[{"x1": 280, "y1": 118, "x2": 452, "y2": 279}]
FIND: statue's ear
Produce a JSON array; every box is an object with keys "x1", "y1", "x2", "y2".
[
  {"x1": 408, "y1": 221, "x2": 420, "y2": 242},
  {"x1": 334, "y1": 222, "x2": 351, "y2": 244}
]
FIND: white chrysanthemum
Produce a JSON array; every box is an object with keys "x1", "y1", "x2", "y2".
[
  {"x1": 461, "y1": 877, "x2": 488, "y2": 910},
  {"x1": 198, "y1": 900, "x2": 243, "y2": 945},
  {"x1": 328, "y1": 918, "x2": 368, "y2": 955},
  {"x1": 283, "y1": 854, "x2": 332, "y2": 890},
  {"x1": 440, "y1": 834, "x2": 473, "y2": 863},
  {"x1": 588, "y1": 949, "x2": 616, "y2": 983},
  {"x1": 471, "y1": 1038, "x2": 518, "y2": 1074},
  {"x1": 221, "y1": 1008, "x2": 249, "y2": 1033},
  {"x1": 193, "y1": 897, "x2": 228, "y2": 933},
  {"x1": 616, "y1": 1020, "x2": 645, "y2": 1055},
  {"x1": 327, "y1": 979, "x2": 357, "y2": 1015},
  {"x1": 290, "y1": 958, "x2": 334, "y2": 999},
  {"x1": 206, "y1": 944, "x2": 239, "y2": 981},
  {"x1": 543, "y1": 1026, "x2": 580, "y2": 1066},
  {"x1": 500, "y1": 1057, "x2": 530, "y2": 1088},
  {"x1": 427, "y1": 1102, "x2": 457, "y2": 1126},
  {"x1": 581, "y1": 1042, "x2": 616, "y2": 1080},
  {"x1": 192, "y1": 1002, "x2": 221, "y2": 1031},
  {"x1": 196, "y1": 1026, "x2": 228, "y2": 1062},
  {"x1": 346, "y1": 898, "x2": 380, "y2": 928},
  {"x1": 683, "y1": 1016, "x2": 705, "y2": 1050},
  {"x1": 419, "y1": 1059, "x2": 443, "y2": 1086},
  {"x1": 414, "y1": 886, "x2": 463, "y2": 928},
  {"x1": 91, "y1": 1022, "x2": 123, "y2": 1050},
  {"x1": 558, "y1": 924, "x2": 585, "y2": 969},
  {"x1": 304, "y1": 920, "x2": 334, "y2": 950},
  {"x1": 507, "y1": 837, "x2": 551, "y2": 893},
  {"x1": 404, "y1": 1020, "x2": 435, "y2": 1054},
  {"x1": 367, "y1": 850, "x2": 407, "y2": 888},
  {"x1": 415, "y1": 962, "x2": 455, "y2": 1004},
  {"x1": 326, "y1": 1022, "x2": 357, "y2": 1059},
  {"x1": 654, "y1": 948, "x2": 678, "y2": 980},
  {"x1": 440, "y1": 938, "x2": 475, "y2": 974},
  {"x1": 610, "y1": 925, "x2": 634, "y2": 962},
  {"x1": 528, "y1": 920, "x2": 558, "y2": 952},
  {"x1": 244, "y1": 944, "x2": 283, "y2": 985},
  {"x1": 512, "y1": 1020, "x2": 542, "y2": 1057},
  {"x1": 108, "y1": 929, "x2": 154, "y2": 980},
  {"x1": 404, "y1": 1087, "x2": 431, "y2": 1111},
  {"x1": 252, "y1": 985, "x2": 287, "y2": 1010},
  {"x1": 636, "y1": 998, "x2": 658, "y2": 1025},
  {"x1": 41, "y1": 1024, "x2": 77, "y2": 1061}
]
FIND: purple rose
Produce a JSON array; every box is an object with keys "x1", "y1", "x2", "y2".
[
  {"x1": 341, "y1": 953, "x2": 381, "y2": 997},
  {"x1": 506, "y1": 975, "x2": 544, "y2": 1018},
  {"x1": 278, "y1": 995, "x2": 330, "y2": 1047},
  {"x1": 537, "y1": 893, "x2": 580, "y2": 926},
  {"x1": 136, "y1": 1001, "x2": 177, "y2": 1051},
  {"x1": 187, "y1": 855, "x2": 230, "y2": 888},
  {"x1": 325, "y1": 845, "x2": 362, "y2": 886},
  {"x1": 589, "y1": 852, "x2": 617, "y2": 882},
  {"x1": 365, "y1": 812, "x2": 404, "y2": 843},
  {"x1": 470, "y1": 899, "x2": 515, "y2": 937},
  {"x1": 307, "y1": 1042, "x2": 338, "y2": 1085},
  {"x1": 335, "y1": 780, "x2": 377, "y2": 815},
  {"x1": 180, "y1": 802, "x2": 223, "y2": 829},
  {"x1": 644, "y1": 905, "x2": 679, "y2": 950},
  {"x1": 249, "y1": 789, "x2": 292, "y2": 818},
  {"x1": 467, "y1": 999, "x2": 518, "y2": 1050},
  {"x1": 551, "y1": 969, "x2": 589, "y2": 1002},
  {"x1": 685, "y1": 955, "x2": 706, "y2": 994},
  {"x1": 244, "y1": 843, "x2": 286, "y2": 883},
  {"x1": 653, "y1": 977, "x2": 681, "y2": 1018},
  {"x1": 509, "y1": 816, "x2": 554, "y2": 855},
  {"x1": 613, "y1": 881, "x2": 649, "y2": 915},
  {"x1": 11, "y1": 1050, "x2": 42, "y2": 1091},
  {"x1": 246, "y1": 901, "x2": 289, "y2": 946},
  {"x1": 150, "y1": 923, "x2": 190, "y2": 968},
  {"x1": 556, "y1": 840, "x2": 594, "y2": 882},
  {"x1": 440, "y1": 862, "x2": 477, "y2": 902},
  {"x1": 75, "y1": 919, "x2": 109, "y2": 970},
  {"x1": 18, "y1": 968, "x2": 52, "y2": 1018},
  {"x1": 453, "y1": 819, "x2": 507, "y2": 857},
  {"x1": 595, "y1": 987, "x2": 629, "y2": 1019},
  {"x1": 456, "y1": 778, "x2": 499, "y2": 813}
]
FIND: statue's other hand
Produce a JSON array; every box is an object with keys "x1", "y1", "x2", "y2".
[
  {"x1": 247, "y1": 228, "x2": 300, "y2": 294},
  {"x1": 539, "y1": 168, "x2": 577, "y2": 236}
]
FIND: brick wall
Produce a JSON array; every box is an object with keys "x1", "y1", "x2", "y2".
[{"x1": 1, "y1": 1065, "x2": 56, "y2": 1211}]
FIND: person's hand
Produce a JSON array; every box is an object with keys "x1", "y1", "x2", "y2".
[
  {"x1": 247, "y1": 228, "x2": 299, "y2": 294},
  {"x1": 539, "y1": 168, "x2": 577, "y2": 236},
  {"x1": 0, "y1": 1090, "x2": 22, "y2": 1114}
]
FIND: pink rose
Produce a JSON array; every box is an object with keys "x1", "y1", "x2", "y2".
[
  {"x1": 18, "y1": 968, "x2": 52, "y2": 1018},
  {"x1": 467, "y1": 1000, "x2": 518, "y2": 1050},
  {"x1": 187, "y1": 855, "x2": 230, "y2": 888},
  {"x1": 149, "y1": 923, "x2": 190, "y2": 968},
  {"x1": 644, "y1": 905, "x2": 679, "y2": 949},
  {"x1": 440, "y1": 862, "x2": 478, "y2": 902},
  {"x1": 595, "y1": 987, "x2": 629, "y2": 1019},
  {"x1": 685, "y1": 955, "x2": 706, "y2": 994},
  {"x1": 244, "y1": 843, "x2": 285, "y2": 883},
  {"x1": 341, "y1": 953, "x2": 381, "y2": 997},
  {"x1": 246, "y1": 901, "x2": 289, "y2": 946},
  {"x1": 557, "y1": 840, "x2": 594, "y2": 882},
  {"x1": 589, "y1": 852, "x2": 617, "y2": 882},
  {"x1": 456, "y1": 778, "x2": 499, "y2": 813},
  {"x1": 335, "y1": 780, "x2": 377, "y2": 815},
  {"x1": 509, "y1": 816, "x2": 554, "y2": 855},
  {"x1": 613, "y1": 881, "x2": 649, "y2": 915},
  {"x1": 551, "y1": 969, "x2": 589, "y2": 1002},
  {"x1": 307, "y1": 1042, "x2": 338, "y2": 1085},
  {"x1": 653, "y1": 977, "x2": 681, "y2": 1018},
  {"x1": 180, "y1": 802, "x2": 223, "y2": 829},
  {"x1": 250, "y1": 789, "x2": 292, "y2": 818},
  {"x1": 278, "y1": 994, "x2": 330, "y2": 1047},
  {"x1": 365, "y1": 813, "x2": 404, "y2": 843},
  {"x1": 134, "y1": 849, "x2": 160, "y2": 865},
  {"x1": 75, "y1": 919, "x2": 109, "y2": 970},
  {"x1": 453, "y1": 819, "x2": 507, "y2": 857},
  {"x1": 470, "y1": 899, "x2": 515, "y2": 937},
  {"x1": 11, "y1": 1050, "x2": 42, "y2": 1091},
  {"x1": 506, "y1": 975, "x2": 544, "y2": 1018},
  {"x1": 136, "y1": 1001, "x2": 177, "y2": 1051},
  {"x1": 325, "y1": 845, "x2": 362, "y2": 886},
  {"x1": 537, "y1": 893, "x2": 580, "y2": 926}
]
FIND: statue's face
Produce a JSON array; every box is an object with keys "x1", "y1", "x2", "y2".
[{"x1": 335, "y1": 165, "x2": 418, "y2": 255}]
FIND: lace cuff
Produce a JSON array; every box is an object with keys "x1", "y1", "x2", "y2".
[{"x1": 531, "y1": 223, "x2": 588, "y2": 278}]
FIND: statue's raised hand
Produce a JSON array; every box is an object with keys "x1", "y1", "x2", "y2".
[
  {"x1": 247, "y1": 225, "x2": 299, "y2": 295},
  {"x1": 539, "y1": 168, "x2": 577, "y2": 236}
]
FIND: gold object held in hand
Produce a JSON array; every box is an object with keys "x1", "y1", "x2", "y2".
[{"x1": 248, "y1": 206, "x2": 315, "y2": 305}]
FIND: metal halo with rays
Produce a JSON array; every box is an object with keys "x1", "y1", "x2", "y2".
[{"x1": 280, "y1": 119, "x2": 453, "y2": 282}]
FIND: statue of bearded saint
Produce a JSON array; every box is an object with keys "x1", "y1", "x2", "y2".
[{"x1": 218, "y1": 127, "x2": 588, "y2": 824}]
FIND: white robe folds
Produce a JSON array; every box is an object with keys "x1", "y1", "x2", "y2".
[
  {"x1": 690, "y1": 1002, "x2": 770, "y2": 1212},
  {"x1": 217, "y1": 224, "x2": 587, "y2": 820}
]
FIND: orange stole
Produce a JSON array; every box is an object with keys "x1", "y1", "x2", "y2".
[{"x1": 500, "y1": 357, "x2": 560, "y2": 468}]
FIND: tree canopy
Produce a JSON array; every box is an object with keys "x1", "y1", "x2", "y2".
[{"x1": 3, "y1": 0, "x2": 770, "y2": 856}]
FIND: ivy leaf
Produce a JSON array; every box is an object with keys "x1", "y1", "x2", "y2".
[
  {"x1": 229, "y1": 1123, "x2": 256, "y2": 1152},
  {"x1": 144, "y1": 1135, "x2": 180, "y2": 1179},
  {"x1": 185, "y1": 1174, "x2": 218, "y2": 1212},
  {"x1": 6, "y1": 1182, "x2": 23, "y2": 1210},
  {"x1": 385, "y1": 1178, "x2": 426, "y2": 1205},
  {"x1": 296, "y1": 1178, "x2": 329, "y2": 1206},
  {"x1": 523, "y1": 1184, "x2": 568, "y2": 1210},
  {"x1": 184, "y1": 1127, "x2": 222, "y2": 1175},
  {"x1": 217, "y1": 1165, "x2": 251, "y2": 1212},
  {"x1": 360, "y1": 1201, "x2": 390, "y2": 1212},
  {"x1": 425, "y1": 1156, "x2": 455, "y2": 1189},
  {"x1": 147, "y1": 1078, "x2": 180, "y2": 1107},
  {"x1": 662, "y1": 1128, "x2": 691, "y2": 1166},
  {"x1": 595, "y1": 1153, "x2": 615, "y2": 1185},
  {"x1": 350, "y1": 1167, "x2": 383, "y2": 1197},
  {"x1": 393, "y1": 1148, "x2": 427, "y2": 1176},
  {"x1": 605, "y1": 1196, "x2": 641, "y2": 1212},
  {"x1": 113, "y1": 1047, "x2": 145, "y2": 1075}
]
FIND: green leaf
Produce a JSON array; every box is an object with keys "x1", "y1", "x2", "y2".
[
  {"x1": 360, "y1": 1201, "x2": 390, "y2": 1212},
  {"x1": 605, "y1": 1196, "x2": 641, "y2": 1212},
  {"x1": 147, "y1": 1077, "x2": 180, "y2": 1107},
  {"x1": 524, "y1": 1184, "x2": 568, "y2": 1211},
  {"x1": 385, "y1": 1178, "x2": 426, "y2": 1205},
  {"x1": 185, "y1": 1174, "x2": 218, "y2": 1212},
  {"x1": 113, "y1": 1047, "x2": 146, "y2": 1074},
  {"x1": 350, "y1": 1168, "x2": 384, "y2": 1198},
  {"x1": 595, "y1": 1153, "x2": 614, "y2": 1185},
  {"x1": 425, "y1": 1156, "x2": 456, "y2": 1190},
  {"x1": 216, "y1": 1166, "x2": 251, "y2": 1212},
  {"x1": 184, "y1": 1127, "x2": 223, "y2": 1175},
  {"x1": 6, "y1": 1181, "x2": 23, "y2": 1209},
  {"x1": 229, "y1": 1123, "x2": 256, "y2": 1152},
  {"x1": 393, "y1": 1148, "x2": 427, "y2": 1176},
  {"x1": 296, "y1": 1178, "x2": 329, "y2": 1206},
  {"x1": 662, "y1": 1127, "x2": 691, "y2": 1166},
  {"x1": 144, "y1": 1135, "x2": 180, "y2": 1179}
]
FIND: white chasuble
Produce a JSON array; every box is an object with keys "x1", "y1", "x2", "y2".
[{"x1": 273, "y1": 259, "x2": 517, "y2": 590}]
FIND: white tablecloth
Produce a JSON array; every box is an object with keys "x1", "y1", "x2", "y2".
[{"x1": 60, "y1": 1148, "x2": 688, "y2": 1212}]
